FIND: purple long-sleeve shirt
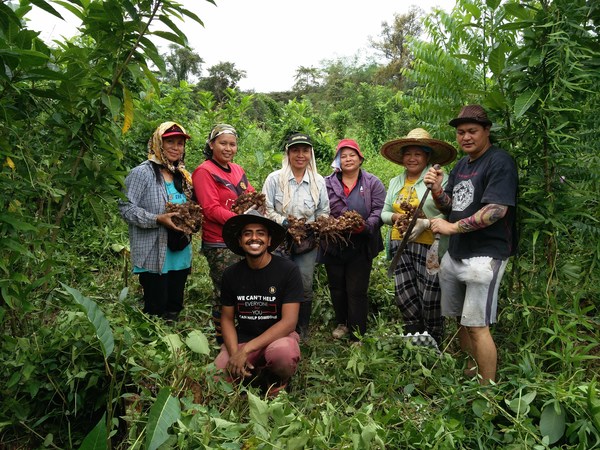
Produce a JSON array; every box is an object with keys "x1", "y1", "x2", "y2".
[{"x1": 324, "y1": 169, "x2": 386, "y2": 260}]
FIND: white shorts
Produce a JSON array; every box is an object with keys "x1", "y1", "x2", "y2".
[{"x1": 439, "y1": 253, "x2": 508, "y2": 327}]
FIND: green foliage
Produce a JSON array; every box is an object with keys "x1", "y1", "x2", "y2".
[
  {"x1": 145, "y1": 388, "x2": 181, "y2": 450},
  {"x1": 78, "y1": 413, "x2": 108, "y2": 450},
  {"x1": 1, "y1": 0, "x2": 599, "y2": 448},
  {"x1": 62, "y1": 283, "x2": 115, "y2": 359}
]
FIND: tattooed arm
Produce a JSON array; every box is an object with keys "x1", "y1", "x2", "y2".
[
  {"x1": 429, "y1": 203, "x2": 508, "y2": 235},
  {"x1": 430, "y1": 187, "x2": 452, "y2": 215},
  {"x1": 456, "y1": 203, "x2": 508, "y2": 233}
]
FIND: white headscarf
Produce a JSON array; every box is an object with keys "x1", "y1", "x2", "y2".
[{"x1": 278, "y1": 146, "x2": 321, "y2": 215}]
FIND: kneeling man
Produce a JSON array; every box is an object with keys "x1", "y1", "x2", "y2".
[{"x1": 215, "y1": 210, "x2": 303, "y2": 396}]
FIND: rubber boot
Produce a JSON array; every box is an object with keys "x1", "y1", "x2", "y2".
[{"x1": 296, "y1": 300, "x2": 312, "y2": 341}]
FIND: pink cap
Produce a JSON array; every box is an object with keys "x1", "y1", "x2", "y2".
[{"x1": 336, "y1": 139, "x2": 364, "y2": 160}]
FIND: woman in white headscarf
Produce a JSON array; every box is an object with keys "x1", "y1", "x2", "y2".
[
  {"x1": 119, "y1": 122, "x2": 194, "y2": 320},
  {"x1": 261, "y1": 132, "x2": 330, "y2": 339}
]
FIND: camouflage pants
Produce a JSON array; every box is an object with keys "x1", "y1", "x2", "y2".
[{"x1": 202, "y1": 245, "x2": 242, "y2": 343}]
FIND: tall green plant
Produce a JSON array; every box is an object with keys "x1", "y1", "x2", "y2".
[{"x1": 0, "y1": 0, "x2": 210, "y2": 321}]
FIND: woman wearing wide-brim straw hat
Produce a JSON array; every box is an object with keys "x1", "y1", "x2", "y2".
[{"x1": 380, "y1": 128, "x2": 457, "y2": 346}]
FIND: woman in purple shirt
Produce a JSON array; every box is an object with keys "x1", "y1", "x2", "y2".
[{"x1": 321, "y1": 139, "x2": 386, "y2": 342}]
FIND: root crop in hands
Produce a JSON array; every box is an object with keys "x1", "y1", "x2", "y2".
[
  {"x1": 166, "y1": 202, "x2": 203, "y2": 234},
  {"x1": 230, "y1": 191, "x2": 266, "y2": 214},
  {"x1": 393, "y1": 201, "x2": 425, "y2": 236},
  {"x1": 310, "y1": 211, "x2": 365, "y2": 248},
  {"x1": 286, "y1": 216, "x2": 309, "y2": 244}
]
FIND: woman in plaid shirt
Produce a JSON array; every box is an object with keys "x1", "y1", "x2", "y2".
[{"x1": 119, "y1": 122, "x2": 194, "y2": 320}]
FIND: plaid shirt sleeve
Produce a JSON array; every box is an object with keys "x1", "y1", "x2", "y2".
[{"x1": 118, "y1": 161, "x2": 168, "y2": 272}]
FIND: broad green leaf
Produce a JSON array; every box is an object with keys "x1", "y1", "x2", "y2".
[
  {"x1": 87, "y1": 195, "x2": 106, "y2": 226},
  {"x1": 489, "y1": 43, "x2": 507, "y2": 76},
  {"x1": 78, "y1": 413, "x2": 107, "y2": 450},
  {"x1": 180, "y1": 7, "x2": 206, "y2": 27},
  {"x1": 507, "y1": 397, "x2": 530, "y2": 415},
  {"x1": 184, "y1": 330, "x2": 209, "y2": 355},
  {"x1": 157, "y1": 14, "x2": 187, "y2": 45},
  {"x1": 0, "y1": 213, "x2": 38, "y2": 232},
  {"x1": 2, "y1": 238, "x2": 34, "y2": 258},
  {"x1": 588, "y1": 381, "x2": 600, "y2": 431},
  {"x1": 145, "y1": 388, "x2": 181, "y2": 450},
  {"x1": 151, "y1": 30, "x2": 186, "y2": 47},
  {"x1": 522, "y1": 391, "x2": 537, "y2": 405},
  {"x1": 504, "y1": 3, "x2": 532, "y2": 20},
  {"x1": 539, "y1": 402, "x2": 565, "y2": 444},
  {"x1": 486, "y1": 90, "x2": 507, "y2": 109},
  {"x1": 163, "y1": 333, "x2": 184, "y2": 354},
  {"x1": 52, "y1": 0, "x2": 84, "y2": 20},
  {"x1": 360, "y1": 423, "x2": 377, "y2": 447},
  {"x1": 514, "y1": 89, "x2": 539, "y2": 118},
  {"x1": 0, "y1": 3, "x2": 21, "y2": 29},
  {"x1": 101, "y1": 94, "x2": 122, "y2": 120},
  {"x1": 463, "y1": 2, "x2": 482, "y2": 19},
  {"x1": 141, "y1": 64, "x2": 161, "y2": 95},
  {"x1": 248, "y1": 392, "x2": 269, "y2": 428},
  {"x1": 485, "y1": 0, "x2": 501, "y2": 11},
  {"x1": 61, "y1": 283, "x2": 114, "y2": 359},
  {"x1": 472, "y1": 399, "x2": 489, "y2": 418}
]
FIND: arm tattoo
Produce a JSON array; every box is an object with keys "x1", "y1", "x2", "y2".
[
  {"x1": 456, "y1": 203, "x2": 508, "y2": 233},
  {"x1": 432, "y1": 188, "x2": 452, "y2": 214}
]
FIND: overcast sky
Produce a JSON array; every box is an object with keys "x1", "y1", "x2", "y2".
[{"x1": 29, "y1": 0, "x2": 455, "y2": 92}]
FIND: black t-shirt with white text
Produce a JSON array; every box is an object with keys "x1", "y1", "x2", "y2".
[
  {"x1": 445, "y1": 145, "x2": 518, "y2": 259},
  {"x1": 221, "y1": 254, "x2": 303, "y2": 343}
]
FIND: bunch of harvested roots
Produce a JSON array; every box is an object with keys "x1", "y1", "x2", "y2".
[
  {"x1": 309, "y1": 211, "x2": 365, "y2": 247},
  {"x1": 165, "y1": 202, "x2": 203, "y2": 234},
  {"x1": 393, "y1": 201, "x2": 425, "y2": 236},
  {"x1": 230, "y1": 191, "x2": 266, "y2": 214},
  {"x1": 286, "y1": 216, "x2": 309, "y2": 244}
]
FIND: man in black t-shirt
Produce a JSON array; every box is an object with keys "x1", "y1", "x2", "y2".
[
  {"x1": 215, "y1": 210, "x2": 303, "y2": 396},
  {"x1": 424, "y1": 104, "x2": 518, "y2": 385}
]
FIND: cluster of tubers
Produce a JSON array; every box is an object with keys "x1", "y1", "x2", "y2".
[
  {"x1": 286, "y1": 211, "x2": 365, "y2": 247},
  {"x1": 231, "y1": 191, "x2": 266, "y2": 214},
  {"x1": 285, "y1": 216, "x2": 310, "y2": 244},
  {"x1": 165, "y1": 202, "x2": 203, "y2": 235},
  {"x1": 393, "y1": 201, "x2": 424, "y2": 236}
]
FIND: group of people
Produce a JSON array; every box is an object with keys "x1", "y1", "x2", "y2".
[{"x1": 119, "y1": 104, "x2": 518, "y2": 393}]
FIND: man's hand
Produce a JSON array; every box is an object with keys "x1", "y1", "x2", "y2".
[
  {"x1": 156, "y1": 212, "x2": 184, "y2": 232},
  {"x1": 408, "y1": 218, "x2": 430, "y2": 241},
  {"x1": 430, "y1": 218, "x2": 459, "y2": 235},
  {"x1": 423, "y1": 166, "x2": 444, "y2": 192},
  {"x1": 226, "y1": 348, "x2": 254, "y2": 378}
]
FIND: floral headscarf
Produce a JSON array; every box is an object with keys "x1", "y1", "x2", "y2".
[{"x1": 147, "y1": 121, "x2": 194, "y2": 199}]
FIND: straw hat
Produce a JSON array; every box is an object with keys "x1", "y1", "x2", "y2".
[{"x1": 380, "y1": 128, "x2": 457, "y2": 166}]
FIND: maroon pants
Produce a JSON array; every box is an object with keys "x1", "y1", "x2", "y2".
[{"x1": 215, "y1": 332, "x2": 301, "y2": 381}]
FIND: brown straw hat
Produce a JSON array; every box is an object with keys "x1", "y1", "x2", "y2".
[
  {"x1": 380, "y1": 128, "x2": 457, "y2": 166},
  {"x1": 448, "y1": 104, "x2": 493, "y2": 128}
]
